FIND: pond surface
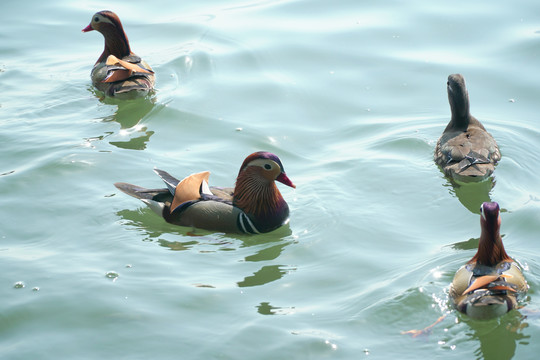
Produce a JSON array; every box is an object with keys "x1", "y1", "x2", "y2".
[{"x1": 2, "y1": 0, "x2": 540, "y2": 359}]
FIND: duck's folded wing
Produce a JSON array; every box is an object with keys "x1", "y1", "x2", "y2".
[
  {"x1": 462, "y1": 275, "x2": 505, "y2": 295},
  {"x1": 102, "y1": 68, "x2": 132, "y2": 83},
  {"x1": 165, "y1": 199, "x2": 246, "y2": 233},
  {"x1": 106, "y1": 55, "x2": 154, "y2": 74},
  {"x1": 101, "y1": 55, "x2": 155, "y2": 83},
  {"x1": 209, "y1": 186, "x2": 234, "y2": 201},
  {"x1": 164, "y1": 171, "x2": 211, "y2": 213},
  {"x1": 449, "y1": 265, "x2": 472, "y2": 300}
]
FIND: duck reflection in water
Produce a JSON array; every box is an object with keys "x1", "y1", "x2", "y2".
[
  {"x1": 257, "y1": 302, "x2": 295, "y2": 315},
  {"x1": 468, "y1": 312, "x2": 530, "y2": 360},
  {"x1": 115, "y1": 205, "x2": 294, "y2": 288},
  {"x1": 444, "y1": 176, "x2": 495, "y2": 214},
  {"x1": 101, "y1": 97, "x2": 157, "y2": 150}
]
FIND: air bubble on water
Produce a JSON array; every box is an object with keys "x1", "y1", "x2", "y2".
[{"x1": 106, "y1": 271, "x2": 119, "y2": 281}]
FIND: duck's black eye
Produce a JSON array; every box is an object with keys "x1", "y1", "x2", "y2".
[
  {"x1": 264, "y1": 164, "x2": 272, "y2": 170},
  {"x1": 94, "y1": 16, "x2": 99, "y2": 22}
]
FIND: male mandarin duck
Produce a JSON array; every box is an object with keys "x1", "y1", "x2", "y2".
[
  {"x1": 449, "y1": 202, "x2": 527, "y2": 320},
  {"x1": 434, "y1": 74, "x2": 500, "y2": 182},
  {"x1": 114, "y1": 152, "x2": 295, "y2": 234},
  {"x1": 403, "y1": 202, "x2": 527, "y2": 337},
  {"x1": 83, "y1": 10, "x2": 155, "y2": 98}
]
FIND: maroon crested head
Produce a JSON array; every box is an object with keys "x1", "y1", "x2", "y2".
[
  {"x1": 481, "y1": 201, "x2": 499, "y2": 227},
  {"x1": 238, "y1": 151, "x2": 295, "y2": 188},
  {"x1": 234, "y1": 152, "x2": 294, "y2": 232},
  {"x1": 470, "y1": 202, "x2": 511, "y2": 266},
  {"x1": 83, "y1": 10, "x2": 131, "y2": 61}
]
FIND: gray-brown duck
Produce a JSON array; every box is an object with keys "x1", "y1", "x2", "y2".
[{"x1": 434, "y1": 74, "x2": 500, "y2": 182}]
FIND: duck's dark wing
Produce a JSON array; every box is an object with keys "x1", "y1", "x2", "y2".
[{"x1": 435, "y1": 125, "x2": 500, "y2": 180}]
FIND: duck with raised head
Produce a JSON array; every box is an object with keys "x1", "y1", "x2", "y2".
[
  {"x1": 114, "y1": 152, "x2": 295, "y2": 234},
  {"x1": 434, "y1": 74, "x2": 500, "y2": 182},
  {"x1": 83, "y1": 10, "x2": 155, "y2": 98},
  {"x1": 449, "y1": 202, "x2": 527, "y2": 320},
  {"x1": 403, "y1": 202, "x2": 528, "y2": 337}
]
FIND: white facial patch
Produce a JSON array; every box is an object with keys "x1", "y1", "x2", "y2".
[
  {"x1": 480, "y1": 203, "x2": 486, "y2": 220},
  {"x1": 93, "y1": 14, "x2": 115, "y2": 26},
  {"x1": 248, "y1": 158, "x2": 280, "y2": 172}
]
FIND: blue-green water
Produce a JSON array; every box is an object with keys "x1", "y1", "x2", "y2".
[{"x1": 2, "y1": 1, "x2": 540, "y2": 359}]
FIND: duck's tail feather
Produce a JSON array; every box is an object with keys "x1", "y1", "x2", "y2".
[
  {"x1": 114, "y1": 182, "x2": 168, "y2": 200},
  {"x1": 153, "y1": 169, "x2": 181, "y2": 195}
]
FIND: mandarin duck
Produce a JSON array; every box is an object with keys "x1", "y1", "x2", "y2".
[
  {"x1": 83, "y1": 11, "x2": 155, "y2": 98},
  {"x1": 434, "y1": 74, "x2": 500, "y2": 182},
  {"x1": 403, "y1": 202, "x2": 527, "y2": 337},
  {"x1": 114, "y1": 152, "x2": 295, "y2": 234},
  {"x1": 449, "y1": 202, "x2": 527, "y2": 320}
]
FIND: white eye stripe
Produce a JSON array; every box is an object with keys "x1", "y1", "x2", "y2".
[
  {"x1": 94, "y1": 14, "x2": 114, "y2": 25},
  {"x1": 480, "y1": 204, "x2": 486, "y2": 220},
  {"x1": 247, "y1": 158, "x2": 279, "y2": 171}
]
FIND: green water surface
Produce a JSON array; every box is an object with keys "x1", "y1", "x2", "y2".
[{"x1": 2, "y1": 0, "x2": 540, "y2": 359}]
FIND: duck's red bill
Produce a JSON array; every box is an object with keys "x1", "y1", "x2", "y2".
[
  {"x1": 277, "y1": 172, "x2": 296, "y2": 189},
  {"x1": 82, "y1": 24, "x2": 93, "y2": 32}
]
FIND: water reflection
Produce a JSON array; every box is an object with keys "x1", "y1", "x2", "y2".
[
  {"x1": 464, "y1": 311, "x2": 530, "y2": 360},
  {"x1": 115, "y1": 207, "x2": 295, "y2": 287},
  {"x1": 257, "y1": 302, "x2": 295, "y2": 315},
  {"x1": 444, "y1": 177, "x2": 495, "y2": 214},
  {"x1": 158, "y1": 239, "x2": 199, "y2": 251},
  {"x1": 237, "y1": 264, "x2": 295, "y2": 288},
  {"x1": 448, "y1": 237, "x2": 479, "y2": 252},
  {"x1": 99, "y1": 96, "x2": 158, "y2": 150},
  {"x1": 449, "y1": 233, "x2": 508, "y2": 252},
  {"x1": 244, "y1": 241, "x2": 289, "y2": 262},
  {"x1": 238, "y1": 233, "x2": 295, "y2": 288},
  {"x1": 109, "y1": 129, "x2": 154, "y2": 150},
  {"x1": 116, "y1": 208, "x2": 219, "y2": 249},
  {"x1": 402, "y1": 299, "x2": 530, "y2": 359}
]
